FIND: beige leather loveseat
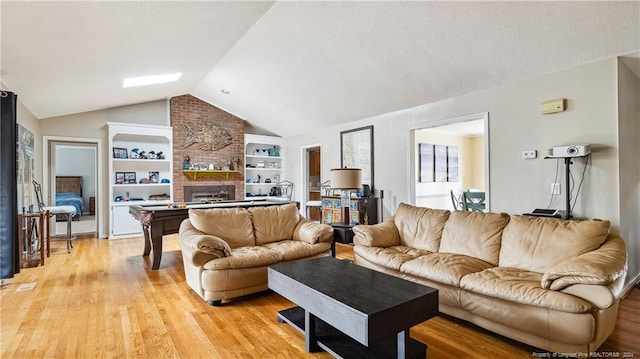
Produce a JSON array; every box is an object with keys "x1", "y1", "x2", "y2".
[
  {"x1": 179, "y1": 202, "x2": 333, "y2": 306},
  {"x1": 353, "y1": 203, "x2": 627, "y2": 353}
]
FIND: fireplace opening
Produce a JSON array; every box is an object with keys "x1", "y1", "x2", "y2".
[{"x1": 184, "y1": 185, "x2": 235, "y2": 203}]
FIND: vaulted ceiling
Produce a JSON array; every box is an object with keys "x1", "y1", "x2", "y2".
[{"x1": 2, "y1": 1, "x2": 639, "y2": 138}]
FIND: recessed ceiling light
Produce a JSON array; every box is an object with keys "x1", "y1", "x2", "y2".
[
  {"x1": 123, "y1": 73, "x2": 182, "y2": 88},
  {"x1": 221, "y1": 89, "x2": 231, "y2": 95}
]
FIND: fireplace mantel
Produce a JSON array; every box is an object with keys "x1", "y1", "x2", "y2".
[{"x1": 182, "y1": 170, "x2": 240, "y2": 180}]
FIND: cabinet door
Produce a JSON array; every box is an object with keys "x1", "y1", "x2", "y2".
[
  {"x1": 111, "y1": 205, "x2": 142, "y2": 236},
  {"x1": 310, "y1": 150, "x2": 320, "y2": 176}
]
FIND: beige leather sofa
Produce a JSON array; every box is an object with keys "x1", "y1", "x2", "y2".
[
  {"x1": 352, "y1": 203, "x2": 627, "y2": 353},
  {"x1": 179, "y1": 202, "x2": 333, "y2": 306}
]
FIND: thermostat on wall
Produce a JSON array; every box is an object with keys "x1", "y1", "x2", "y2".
[{"x1": 541, "y1": 98, "x2": 566, "y2": 114}]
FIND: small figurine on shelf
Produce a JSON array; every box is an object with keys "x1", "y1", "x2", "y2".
[
  {"x1": 269, "y1": 146, "x2": 279, "y2": 157},
  {"x1": 231, "y1": 156, "x2": 239, "y2": 171},
  {"x1": 183, "y1": 155, "x2": 190, "y2": 170}
]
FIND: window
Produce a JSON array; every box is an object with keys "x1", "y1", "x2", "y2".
[{"x1": 419, "y1": 143, "x2": 458, "y2": 183}]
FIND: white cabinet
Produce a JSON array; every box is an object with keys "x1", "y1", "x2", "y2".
[
  {"x1": 244, "y1": 134, "x2": 284, "y2": 199},
  {"x1": 111, "y1": 204, "x2": 143, "y2": 235},
  {"x1": 107, "y1": 122, "x2": 173, "y2": 239}
]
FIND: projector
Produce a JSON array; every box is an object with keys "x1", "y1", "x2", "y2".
[{"x1": 547, "y1": 145, "x2": 591, "y2": 158}]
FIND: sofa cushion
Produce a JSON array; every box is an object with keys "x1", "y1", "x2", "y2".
[
  {"x1": 499, "y1": 215, "x2": 611, "y2": 274},
  {"x1": 262, "y1": 240, "x2": 331, "y2": 261},
  {"x1": 400, "y1": 253, "x2": 494, "y2": 287},
  {"x1": 188, "y1": 207, "x2": 255, "y2": 248},
  {"x1": 353, "y1": 245, "x2": 432, "y2": 271},
  {"x1": 541, "y1": 234, "x2": 627, "y2": 291},
  {"x1": 460, "y1": 267, "x2": 592, "y2": 313},
  {"x1": 394, "y1": 203, "x2": 450, "y2": 252},
  {"x1": 293, "y1": 220, "x2": 334, "y2": 244},
  {"x1": 249, "y1": 203, "x2": 300, "y2": 245},
  {"x1": 203, "y1": 246, "x2": 283, "y2": 270},
  {"x1": 353, "y1": 220, "x2": 400, "y2": 247},
  {"x1": 439, "y1": 211, "x2": 510, "y2": 266}
]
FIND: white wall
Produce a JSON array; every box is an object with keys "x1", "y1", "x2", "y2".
[
  {"x1": 12, "y1": 92, "x2": 42, "y2": 211},
  {"x1": 286, "y1": 58, "x2": 619, "y2": 220},
  {"x1": 284, "y1": 57, "x2": 637, "y2": 282},
  {"x1": 617, "y1": 59, "x2": 640, "y2": 284},
  {"x1": 41, "y1": 100, "x2": 169, "y2": 237}
]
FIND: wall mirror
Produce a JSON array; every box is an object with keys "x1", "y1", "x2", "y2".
[{"x1": 340, "y1": 125, "x2": 374, "y2": 190}]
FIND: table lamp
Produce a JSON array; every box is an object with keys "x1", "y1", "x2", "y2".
[{"x1": 330, "y1": 168, "x2": 362, "y2": 224}]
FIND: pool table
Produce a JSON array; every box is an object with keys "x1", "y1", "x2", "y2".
[{"x1": 129, "y1": 199, "x2": 297, "y2": 270}]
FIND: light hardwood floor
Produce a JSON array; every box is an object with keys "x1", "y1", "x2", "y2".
[{"x1": 2, "y1": 235, "x2": 638, "y2": 358}]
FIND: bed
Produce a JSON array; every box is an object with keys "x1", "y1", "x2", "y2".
[{"x1": 56, "y1": 176, "x2": 84, "y2": 219}]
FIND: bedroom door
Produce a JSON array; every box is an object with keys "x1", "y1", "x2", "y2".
[{"x1": 50, "y1": 141, "x2": 98, "y2": 236}]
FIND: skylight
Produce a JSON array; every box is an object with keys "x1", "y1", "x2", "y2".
[{"x1": 123, "y1": 73, "x2": 182, "y2": 88}]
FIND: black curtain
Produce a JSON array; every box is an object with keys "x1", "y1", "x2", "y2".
[{"x1": 0, "y1": 91, "x2": 19, "y2": 279}]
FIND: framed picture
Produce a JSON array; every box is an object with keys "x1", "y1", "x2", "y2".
[
  {"x1": 340, "y1": 125, "x2": 374, "y2": 189},
  {"x1": 115, "y1": 172, "x2": 125, "y2": 184},
  {"x1": 124, "y1": 172, "x2": 136, "y2": 184},
  {"x1": 149, "y1": 171, "x2": 159, "y2": 183},
  {"x1": 418, "y1": 144, "x2": 434, "y2": 182},
  {"x1": 112, "y1": 147, "x2": 128, "y2": 159},
  {"x1": 418, "y1": 143, "x2": 459, "y2": 183}
]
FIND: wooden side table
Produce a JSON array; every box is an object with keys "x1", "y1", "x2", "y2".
[
  {"x1": 330, "y1": 223, "x2": 354, "y2": 257},
  {"x1": 89, "y1": 196, "x2": 96, "y2": 215},
  {"x1": 17, "y1": 211, "x2": 48, "y2": 267}
]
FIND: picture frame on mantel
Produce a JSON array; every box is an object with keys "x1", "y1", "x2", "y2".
[{"x1": 340, "y1": 125, "x2": 374, "y2": 190}]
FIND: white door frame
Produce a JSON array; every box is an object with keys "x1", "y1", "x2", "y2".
[
  {"x1": 299, "y1": 143, "x2": 322, "y2": 214},
  {"x1": 43, "y1": 135, "x2": 104, "y2": 238},
  {"x1": 407, "y1": 112, "x2": 490, "y2": 211}
]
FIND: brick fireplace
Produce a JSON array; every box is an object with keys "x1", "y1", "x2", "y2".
[{"x1": 170, "y1": 95, "x2": 245, "y2": 201}]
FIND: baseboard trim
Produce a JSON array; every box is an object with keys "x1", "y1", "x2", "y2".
[{"x1": 621, "y1": 273, "x2": 640, "y2": 299}]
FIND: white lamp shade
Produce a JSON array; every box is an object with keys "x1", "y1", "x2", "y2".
[{"x1": 330, "y1": 168, "x2": 361, "y2": 189}]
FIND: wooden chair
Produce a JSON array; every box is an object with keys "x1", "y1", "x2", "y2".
[
  {"x1": 450, "y1": 190, "x2": 464, "y2": 211},
  {"x1": 462, "y1": 191, "x2": 486, "y2": 212}
]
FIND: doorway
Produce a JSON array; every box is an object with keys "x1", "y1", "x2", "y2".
[
  {"x1": 43, "y1": 136, "x2": 102, "y2": 238},
  {"x1": 409, "y1": 113, "x2": 489, "y2": 211},
  {"x1": 301, "y1": 145, "x2": 322, "y2": 221}
]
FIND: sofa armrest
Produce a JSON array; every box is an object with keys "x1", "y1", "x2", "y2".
[
  {"x1": 541, "y1": 234, "x2": 627, "y2": 291},
  {"x1": 179, "y1": 220, "x2": 232, "y2": 266},
  {"x1": 352, "y1": 219, "x2": 400, "y2": 247},
  {"x1": 293, "y1": 218, "x2": 334, "y2": 244},
  {"x1": 559, "y1": 277, "x2": 625, "y2": 310}
]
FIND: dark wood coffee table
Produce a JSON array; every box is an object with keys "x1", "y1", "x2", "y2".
[{"x1": 268, "y1": 257, "x2": 439, "y2": 358}]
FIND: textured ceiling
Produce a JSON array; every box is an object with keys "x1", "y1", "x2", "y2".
[{"x1": 2, "y1": 1, "x2": 639, "y2": 138}]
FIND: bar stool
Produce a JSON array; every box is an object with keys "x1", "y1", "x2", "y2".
[
  {"x1": 33, "y1": 181, "x2": 76, "y2": 253},
  {"x1": 305, "y1": 180, "x2": 331, "y2": 220}
]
